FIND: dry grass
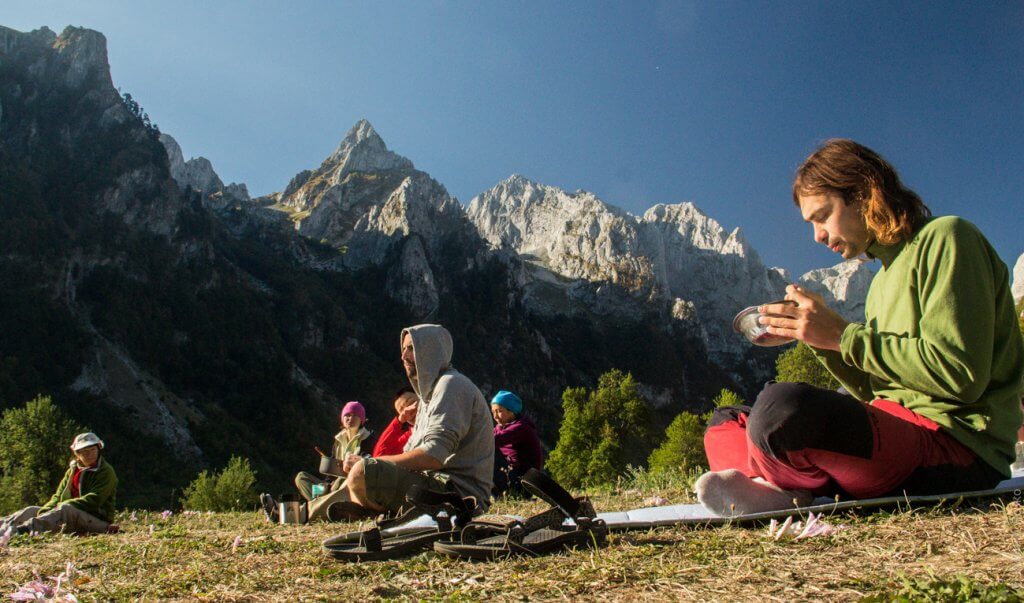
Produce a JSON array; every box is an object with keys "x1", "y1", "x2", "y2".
[{"x1": 3, "y1": 491, "x2": 1024, "y2": 602}]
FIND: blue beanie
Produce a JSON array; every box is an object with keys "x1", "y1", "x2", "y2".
[{"x1": 490, "y1": 390, "x2": 523, "y2": 415}]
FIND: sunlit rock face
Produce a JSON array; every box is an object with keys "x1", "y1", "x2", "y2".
[
  {"x1": 797, "y1": 261, "x2": 876, "y2": 322},
  {"x1": 469, "y1": 175, "x2": 809, "y2": 359},
  {"x1": 265, "y1": 121, "x2": 475, "y2": 318},
  {"x1": 277, "y1": 119, "x2": 414, "y2": 214},
  {"x1": 1013, "y1": 253, "x2": 1024, "y2": 304}
]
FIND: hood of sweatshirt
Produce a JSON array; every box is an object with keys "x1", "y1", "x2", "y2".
[{"x1": 401, "y1": 324, "x2": 453, "y2": 403}]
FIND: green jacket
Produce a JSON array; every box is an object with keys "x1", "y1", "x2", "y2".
[
  {"x1": 332, "y1": 427, "x2": 372, "y2": 459},
  {"x1": 813, "y1": 216, "x2": 1024, "y2": 476},
  {"x1": 40, "y1": 457, "x2": 118, "y2": 523}
]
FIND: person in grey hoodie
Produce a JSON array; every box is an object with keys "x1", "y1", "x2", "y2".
[{"x1": 338, "y1": 324, "x2": 494, "y2": 515}]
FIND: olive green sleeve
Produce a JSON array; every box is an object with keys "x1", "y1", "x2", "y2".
[
  {"x1": 839, "y1": 222, "x2": 996, "y2": 403},
  {"x1": 811, "y1": 343, "x2": 874, "y2": 401}
]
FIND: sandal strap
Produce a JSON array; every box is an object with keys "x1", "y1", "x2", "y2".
[
  {"x1": 375, "y1": 505, "x2": 425, "y2": 530},
  {"x1": 458, "y1": 515, "x2": 520, "y2": 544},
  {"x1": 358, "y1": 527, "x2": 382, "y2": 552},
  {"x1": 456, "y1": 505, "x2": 566, "y2": 545},
  {"x1": 521, "y1": 506, "x2": 570, "y2": 532},
  {"x1": 520, "y1": 469, "x2": 597, "y2": 520}
]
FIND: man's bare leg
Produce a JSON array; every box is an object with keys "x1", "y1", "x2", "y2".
[{"x1": 344, "y1": 459, "x2": 384, "y2": 512}]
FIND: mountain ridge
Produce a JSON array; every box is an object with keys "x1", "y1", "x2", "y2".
[{"x1": 0, "y1": 24, "x2": 874, "y2": 507}]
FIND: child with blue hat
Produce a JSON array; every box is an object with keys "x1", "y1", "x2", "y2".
[{"x1": 491, "y1": 390, "x2": 544, "y2": 497}]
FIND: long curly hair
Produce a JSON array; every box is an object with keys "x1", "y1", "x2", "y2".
[{"x1": 793, "y1": 139, "x2": 931, "y2": 245}]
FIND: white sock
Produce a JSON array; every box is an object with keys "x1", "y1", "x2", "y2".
[{"x1": 695, "y1": 469, "x2": 814, "y2": 517}]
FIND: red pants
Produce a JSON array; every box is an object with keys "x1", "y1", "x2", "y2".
[{"x1": 704, "y1": 382, "x2": 1002, "y2": 498}]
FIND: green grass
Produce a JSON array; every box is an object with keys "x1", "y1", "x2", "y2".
[{"x1": 2, "y1": 479, "x2": 1023, "y2": 601}]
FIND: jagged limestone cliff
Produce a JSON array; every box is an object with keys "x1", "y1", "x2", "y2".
[{"x1": 1, "y1": 24, "x2": 874, "y2": 506}]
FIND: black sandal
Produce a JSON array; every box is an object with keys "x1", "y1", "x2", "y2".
[
  {"x1": 433, "y1": 469, "x2": 607, "y2": 560},
  {"x1": 322, "y1": 485, "x2": 477, "y2": 561}
]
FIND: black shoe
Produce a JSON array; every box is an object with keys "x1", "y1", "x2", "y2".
[
  {"x1": 260, "y1": 493, "x2": 279, "y2": 523},
  {"x1": 11, "y1": 523, "x2": 32, "y2": 536},
  {"x1": 326, "y1": 501, "x2": 379, "y2": 522}
]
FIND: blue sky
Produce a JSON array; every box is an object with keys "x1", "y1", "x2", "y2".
[{"x1": 6, "y1": 1, "x2": 1023, "y2": 277}]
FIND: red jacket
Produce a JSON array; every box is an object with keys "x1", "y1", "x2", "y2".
[{"x1": 372, "y1": 417, "x2": 412, "y2": 457}]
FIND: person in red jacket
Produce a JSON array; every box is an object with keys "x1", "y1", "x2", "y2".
[{"x1": 372, "y1": 387, "x2": 419, "y2": 457}]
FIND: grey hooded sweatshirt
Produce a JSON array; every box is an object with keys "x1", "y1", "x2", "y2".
[{"x1": 402, "y1": 324, "x2": 494, "y2": 507}]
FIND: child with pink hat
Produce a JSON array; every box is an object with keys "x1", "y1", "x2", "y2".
[{"x1": 288, "y1": 401, "x2": 373, "y2": 510}]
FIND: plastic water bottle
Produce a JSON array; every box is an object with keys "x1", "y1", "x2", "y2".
[{"x1": 1011, "y1": 442, "x2": 1024, "y2": 478}]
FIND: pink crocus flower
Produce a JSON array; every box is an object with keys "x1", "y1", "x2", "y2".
[{"x1": 767, "y1": 512, "x2": 846, "y2": 540}]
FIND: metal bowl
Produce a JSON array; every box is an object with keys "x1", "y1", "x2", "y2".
[
  {"x1": 319, "y1": 455, "x2": 344, "y2": 477},
  {"x1": 732, "y1": 299, "x2": 797, "y2": 347}
]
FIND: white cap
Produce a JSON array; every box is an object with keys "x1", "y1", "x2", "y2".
[{"x1": 70, "y1": 432, "x2": 104, "y2": 451}]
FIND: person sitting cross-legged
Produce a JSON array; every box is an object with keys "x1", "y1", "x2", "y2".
[
  {"x1": 698, "y1": 139, "x2": 1024, "y2": 516},
  {"x1": 1, "y1": 432, "x2": 118, "y2": 536},
  {"x1": 490, "y1": 390, "x2": 543, "y2": 498},
  {"x1": 293, "y1": 401, "x2": 373, "y2": 503},
  {"x1": 335, "y1": 324, "x2": 494, "y2": 519}
]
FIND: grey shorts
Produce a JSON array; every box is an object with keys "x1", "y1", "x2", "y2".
[{"x1": 362, "y1": 458, "x2": 444, "y2": 511}]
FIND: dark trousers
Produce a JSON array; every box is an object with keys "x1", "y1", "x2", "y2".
[
  {"x1": 492, "y1": 452, "x2": 533, "y2": 498},
  {"x1": 704, "y1": 381, "x2": 1003, "y2": 498}
]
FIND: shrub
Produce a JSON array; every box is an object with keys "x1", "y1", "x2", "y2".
[
  {"x1": 0, "y1": 396, "x2": 85, "y2": 514},
  {"x1": 181, "y1": 456, "x2": 258, "y2": 512},
  {"x1": 546, "y1": 369, "x2": 648, "y2": 488},
  {"x1": 860, "y1": 573, "x2": 1024, "y2": 603},
  {"x1": 775, "y1": 342, "x2": 841, "y2": 390}
]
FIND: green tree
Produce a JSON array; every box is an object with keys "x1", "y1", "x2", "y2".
[
  {"x1": 647, "y1": 387, "x2": 748, "y2": 474},
  {"x1": 775, "y1": 342, "x2": 841, "y2": 390},
  {"x1": 647, "y1": 411, "x2": 708, "y2": 473},
  {"x1": 711, "y1": 388, "x2": 745, "y2": 408},
  {"x1": 0, "y1": 396, "x2": 84, "y2": 513},
  {"x1": 546, "y1": 369, "x2": 649, "y2": 488},
  {"x1": 181, "y1": 456, "x2": 258, "y2": 512}
]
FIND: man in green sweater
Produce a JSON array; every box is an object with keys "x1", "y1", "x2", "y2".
[
  {"x1": 697, "y1": 139, "x2": 1024, "y2": 515},
  {"x1": 1, "y1": 432, "x2": 118, "y2": 535}
]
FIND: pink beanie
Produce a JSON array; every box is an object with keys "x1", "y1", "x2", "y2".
[{"x1": 341, "y1": 401, "x2": 366, "y2": 423}]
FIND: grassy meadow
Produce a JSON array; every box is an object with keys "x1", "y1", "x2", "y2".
[{"x1": 2, "y1": 473, "x2": 1024, "y2": 602}]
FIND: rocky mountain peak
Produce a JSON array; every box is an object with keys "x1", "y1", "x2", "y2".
[
  {"x1": 322, "y1": 119, "x2": 413, "y2": 175},
  {"x1": 0, "y1": 25, "x2": 181, "y2": 235},
  {"x1": 0, "y1": 25, "x2": 113, "y2": 91},
  {"x1": 468, "y1": 175, "x2": 630, "y2": 255},
  {"x1": 277, "y1": 120, "x2": 414, "y2": 213},
  {"x1": 642, "y1": 202, "x2": 751, "y2": 257},
  {"x1": 467, "y1": 178, "x2": 793, "y2": 358},
  {"x1": 159, "y1": 133, "x2": 249, "y2": 206},
  {"x1": 52, "y1": 26, "x2": 114, "y2": 89},
  {"x1": 0, "y1": 25, "x2": 56, "y2": 54}
]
